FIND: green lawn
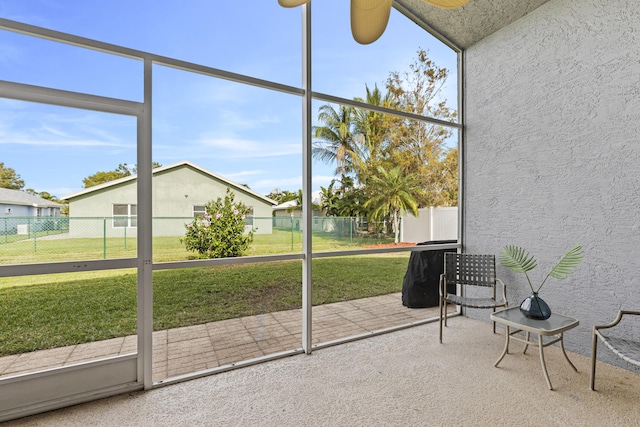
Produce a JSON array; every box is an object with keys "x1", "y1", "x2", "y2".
[
  {"x1": 0, "y1": 226, "x2": 410, "y2": 356},
  {"x1": 0, "y1": 255, "x2": 411, "y2": 356},
  {"x1": 0, "y1": 228, "x2": 396, "y2": 264}
]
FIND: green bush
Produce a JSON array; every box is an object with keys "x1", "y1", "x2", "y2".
[{"x1": 182, "y1": 189, "x2": 254, "y2": 258}]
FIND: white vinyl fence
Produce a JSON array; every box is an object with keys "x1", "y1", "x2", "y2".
[{"x1": 400, "y1": 207, "x2": 458, "y2": 243}]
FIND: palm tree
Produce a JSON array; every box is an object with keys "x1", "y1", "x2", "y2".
[
  {"x1": 351, "y1": 84, "x2": 396, "y2": 185},
  {"x1": 287, "y1": 189, "x2": 322, "y2": 214},
  {"x1": 364, "y1": 165, "x2": 420, "y2": 244},
  {"x1": 312, "y1": 104, "x2": 357, "y2": 179},
  {"x1": 319, "y1": 180, "x2": 340, "y2": 216}
]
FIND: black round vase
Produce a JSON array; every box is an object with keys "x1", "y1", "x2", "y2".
[{"x1": 519, "y1": 293, "x2": 551, "y2": 320}]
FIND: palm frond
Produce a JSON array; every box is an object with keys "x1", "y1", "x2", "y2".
[
  {"x1": 502, "y1": 244, "x2": 584, "y2": 293},
  {"x1": 499, "y1": 245, "x2": 537, "y2": 273},
  {"x1": 547, "y1": 245, "x2": 584, "y2": 280}
]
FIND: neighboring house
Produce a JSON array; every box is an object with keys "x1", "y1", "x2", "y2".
[
  {"x1": 272, "y1": 190, "x2": 333, "y2": 233},
  {"x1": 0, "y1": 188, "x2": 62, "y2": 217},
  {"x1": 272, "y1": 190, "x2": 324, "y2": 218},
  {"x1": 62, "y1": 161, "x2": 276, "y2": 238},
  {"x1": 272, "y1": 199, "x2": 299, "y2": 218},
  {"x1": 0, "y1": 188, "x2": 62, "y2": 235}
]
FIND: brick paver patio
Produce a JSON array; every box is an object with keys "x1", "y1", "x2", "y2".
[{"x1": 0, "y1": 292, "x2": 444, "y2": 383}]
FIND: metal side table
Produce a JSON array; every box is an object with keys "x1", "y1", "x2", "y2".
[{"x1": 490, "y1": 307, "x2": 579, "y2": 390}]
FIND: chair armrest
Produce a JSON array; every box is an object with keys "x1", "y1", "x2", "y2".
[
  {"x1": 495, "y1": 278, "x2": 507, "y2": 304},
  {"x1": 594, "y1": 310, "x2": 640, "y2": 332},
  {"x1": 590, "y1": 310, "x2": 640, "y2": 389}
]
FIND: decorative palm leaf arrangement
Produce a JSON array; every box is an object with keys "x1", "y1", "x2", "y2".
[{"x1": 499, "y1": 245, "x2": 584, "y2": 295}]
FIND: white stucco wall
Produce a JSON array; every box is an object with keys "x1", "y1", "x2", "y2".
[{"x1": 464, "y1": 0, "x2": 640, "y2": 367}]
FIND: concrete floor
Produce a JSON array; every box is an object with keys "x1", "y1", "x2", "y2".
[{"x1": 5, "y1": 314, "x2": 640, "y2": 426}]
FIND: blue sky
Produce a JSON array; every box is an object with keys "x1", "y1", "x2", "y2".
[{"x1": 0, "y1": 0, "x2": 458, "y2": 199}]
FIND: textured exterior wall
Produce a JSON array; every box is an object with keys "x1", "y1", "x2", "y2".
[{"x1": 464, "y1": 0, "x2": 640, "y2": 367}]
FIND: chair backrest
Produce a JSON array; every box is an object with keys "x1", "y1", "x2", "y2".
[{"x1": 444, "y1": 253, "x2": 496, "y2": 287}]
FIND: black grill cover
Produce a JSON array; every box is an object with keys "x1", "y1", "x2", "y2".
[{"x1": 401, "y1": 240, "x2": 456, "y2": 308}]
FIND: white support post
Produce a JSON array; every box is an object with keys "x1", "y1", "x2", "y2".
[
  {"x1": 301, "y1": 2, "x2": 313, "y2": 354},
  {"x1": 457, "y1": 50, "x2": 464, "y2": 248},
  {"x1": 137, "y1": 58, "x2": 153, "y2": 389}
]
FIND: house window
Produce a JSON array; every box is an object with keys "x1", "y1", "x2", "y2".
[
  {"x1": 113, "y1": 204, "x2": 137, "y2": 228},
  {"x1": 193, "y1": 205, "x2": 206, "y2": 218},
  {"x1": 244, "y1": 206, "x2": 254, "y2": 228}
]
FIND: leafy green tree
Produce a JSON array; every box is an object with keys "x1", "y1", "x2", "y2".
[
  {"x1": 428, "y1": 146, "x2": 458, "y2": 207},
  {"x1": 0, "y1": 162, "x2": 25, "y2": 190},
  {"x1": 313, "y1": 49, "x2": 458, "y2": 220},
  {"x1": 364, "y1": 165, "x2": 420, "y2": 244},
  {"x1": 385, "y1": 48, "x2": 458, "y2": 207},
  {"x1": 82, "y1": 170, "x2": 129, "y2": 188},
  {"x1": 182, "y1": 188, "x2": 254, "y2": 258},
  {"x1": 386, "y1": 49, "x2": 454, "y2": 120},
  {"x1": 24, "y1": 188, "x2": 60, "y2": 202},
  {"x1": 320, "y1": 181, "x2": 341, "y2": 216},
  {"x1": 287, "y1": 189, "x2": 304, "y2": 214},
  {"x1": 82, "y1": 162, "x2": 162, "y2": 188},
  {"x1": 266, "y1": 189, "x2": 298, "y2": 205},
  {"x1": 336, "y1": 176, "x2": 368, "y2": 217},
  {"x1": 39, "y1": 191, "x2": 53, "y2": 201},
  {"x1": 320, "y1": 177, "x2": 367, "y2": 218}
]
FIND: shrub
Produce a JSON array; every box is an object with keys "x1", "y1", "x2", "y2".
[{"x1": 182, "y1": 188, "x2": 254, "y2": 258}]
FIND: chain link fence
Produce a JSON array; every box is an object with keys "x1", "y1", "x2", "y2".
[{"x1": 1, "y1": 216, "x2": 401, "y2": 264}]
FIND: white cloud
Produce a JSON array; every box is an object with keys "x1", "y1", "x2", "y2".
[
  {"x1": 0, "y1": 134, "x2": 129, "y2": 147},
  {"x1": 196, "y1": 136, "x2": 300, "y2": 159},
  {"x1": 190, "y1": 80, "x2": 251, "y2": 106},
  {"x1": 0, "y1": 107, "x2": 135, "y2": 148},
  {"x1": 46, "y1": 186, "x2": 79, "y2": 197},
  {"x1": 248, "y1": 174, "x2": 336, "y2": 194},
  {"x1": 223, "y1": 170, "x2": 265, "y2": 181},
  {"x1": 251, "y1": 175, "x2": 303, "y2": 191},
  {"x1": 217, "y1": 109, "x2": 281, "y2": 131},
  {"x1": 40, "y1": 124, "x2": 73, "y2": 138}
]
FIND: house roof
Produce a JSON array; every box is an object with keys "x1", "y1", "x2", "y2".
[
  {"x1": 62, "y1": 161, "x2": 277, "y2": 206},
  {"x1": 0, "y1": 188, "x2": 62, "y2": 208},
  {"x1": 395, "y1": 0, "x2": 553, "y2": 50}
]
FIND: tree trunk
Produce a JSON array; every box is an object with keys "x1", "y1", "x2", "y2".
[{"x1": 393, "y1": 211, "x2": 399, "y2": 244}]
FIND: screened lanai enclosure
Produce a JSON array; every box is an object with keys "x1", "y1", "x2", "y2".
[
  {"x1": 0, "y1": 1, "x2": 463, "y2": 420},
  {"x1": 2, "y1": 0, "x2": 640, "y2": 422}
]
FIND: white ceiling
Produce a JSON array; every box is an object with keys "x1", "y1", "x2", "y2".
[{"x1": 395, "y1": 0, "x2": 553, "y2": 50}]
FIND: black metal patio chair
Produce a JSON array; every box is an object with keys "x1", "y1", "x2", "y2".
[{"x1": 439, "y1": 253, "x2": 508, "y2": 343}]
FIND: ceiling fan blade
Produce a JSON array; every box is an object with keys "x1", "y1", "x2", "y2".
[
  {"x1": 423, "y1": 0, "x2": 469, "y2": 9},
  {"x1": 278, "y1": 0, "x2": 309, "y2": 7},
  {"x1": 351, "y1": 0, "x2": 392, "y2": 45}
]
